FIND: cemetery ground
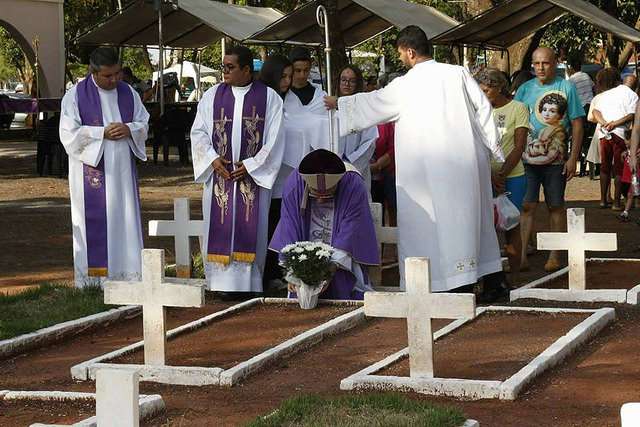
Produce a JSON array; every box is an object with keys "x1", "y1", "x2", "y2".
[{"x1": 1, "y1": 140, "x2": 640, "y2": 426}]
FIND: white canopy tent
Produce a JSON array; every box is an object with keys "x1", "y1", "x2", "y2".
[{"x1": 151, "y1": 60, "x2": 219, "y2": 90}]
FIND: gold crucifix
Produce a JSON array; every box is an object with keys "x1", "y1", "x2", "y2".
[
  {"x1": 213, "y1": 108, "x2": 232, "y2": 158},
  {"x1": 243, "y1": 106, "x2": 264, "y2": 157}
]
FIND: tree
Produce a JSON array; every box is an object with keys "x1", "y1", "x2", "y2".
[{"x1": 0, "y1": 26, "x2": 34, "y2": 93}]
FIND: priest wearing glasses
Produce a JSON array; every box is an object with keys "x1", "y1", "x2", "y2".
[{"x1": 190, "y1": 45, "x2": 285, "y2": 299}]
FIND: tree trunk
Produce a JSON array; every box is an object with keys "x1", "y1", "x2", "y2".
[
  {"x1": 617, "y1": 15, "x2": 640, "y2": 69},
  {"x1": 602, "y1": 0, "x2": 620, "y2": 67},
  {"x1": 141, "y1": 46, "x2": 154, "y2": 73},
  {"x1": 518, "y1": 28, "x2": 547, "y2": 71},
  {"x1": 320, "y1": 0, "x2": 348, "y2": 95}
]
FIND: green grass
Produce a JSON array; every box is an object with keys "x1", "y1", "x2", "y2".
[
  {"x1": 247, "y1": 393, "x2": 466, "y2": 427},
  {"x1": 0, "y1": 283, "x2": 110, "y2": 340},
  {"x1": 164, "y1": 252, "x2": 206, "y2": 279}
]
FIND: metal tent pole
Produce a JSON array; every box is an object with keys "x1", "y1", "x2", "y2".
[
  {"x1": 316, "y1": 5, "x2": 337, "y2": 154},
  {"x1": 155, "y1": 0, "x2": 165, "y2": 115}
]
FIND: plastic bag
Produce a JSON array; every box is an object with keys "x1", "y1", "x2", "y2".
[
  {"x1": 493, "y1": 193, "x2": 520, "y2": 231},
  {"x1": 285, "y1": 272, "x2": 328, "y2": 309}
]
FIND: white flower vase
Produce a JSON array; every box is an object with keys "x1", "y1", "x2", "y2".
[
  {"x1": 295, "y1": 283, "x2": 324, "y2": 309},
  {"x1": 286, "y1": 273, "x2": 328, "y2": 309}
]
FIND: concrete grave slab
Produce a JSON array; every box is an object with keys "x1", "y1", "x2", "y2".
[
  {"x1": 0, "y1": 389, "x2": 164, "y2": 427},
  {"x1": 0, "y1": 306, "x2": 140, "y2": 360},
  {"x1": 621, "y1": 403, "x2": 640, "y2": 427},
  {"x1": 365, "y1": 257, "x2": 475, "y2": 377},
  {"x1": 104, "y1": 249, "x2": 205, "y2": 366},
  {"x1": 71, "y1": 298, "x2": 365, "y2": 387},
  {"x1": 510, "y1": 258, "x2": 640, "y2": 304},
  {"x1": 537, "y1": 208, "x2": 616, "y2": 290},
  {"x1": 340, "y1": 305, "x2": 614, "y2": 400}
]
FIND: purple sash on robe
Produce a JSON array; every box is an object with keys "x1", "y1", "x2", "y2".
[
  {"x1": 269, "y1": 171, "x2": 380, "y2": 300},
  {"x1": 207, "y1": 81, "x2": 267, "y2": 265},
  {"x1": 76, "y1": 76, "x2": 134, "y2": 276}
]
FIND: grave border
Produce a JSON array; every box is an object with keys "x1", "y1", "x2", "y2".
[
  {"x1": 71, "y1": 298, "x2": 365, "y2": 387},
  {"x1": 339, "y1": 306, "x2": 615, "y2": 400},
  {"x1": 0, "y1": 306, "x2": 140, "y2": 360},
  {"x1": 0, "y1": 390, "x2": 164, "y2": 427},
  {"x1": 510, "y1": 258, "x2": 640, "y2": 304}
]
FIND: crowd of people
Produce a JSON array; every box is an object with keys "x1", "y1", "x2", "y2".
[{"x1": 58, "y1": 25, "x2": 640, "y2": 304}]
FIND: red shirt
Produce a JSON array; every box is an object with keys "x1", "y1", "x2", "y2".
[{"x1": 374, "y1": 122, "x2": 395, "y2": 176}]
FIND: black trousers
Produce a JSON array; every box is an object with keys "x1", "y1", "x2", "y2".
[{"x1": 263, "y1": 198, "x2": 283, "y2": 287}]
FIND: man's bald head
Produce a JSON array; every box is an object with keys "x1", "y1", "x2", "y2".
[
  {"x1": 623, "y1": 74, "x2": 638, "y2": 91},
  {"x1": 532, "y1": 47, "x2": 558, "y2": 84}
]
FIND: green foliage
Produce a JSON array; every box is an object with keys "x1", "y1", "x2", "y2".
[
  {"x1": 0, "y1": 26, "x2": 27, "y2": 84},
  {"x1": 0, "y1": 283, "x2": 110, "y2": 340},
  {"x1": 281, "y1": 242, "x2": 334, "y2": 287},
  {"x1": 121, "y1": 47, "x2": 153, "y2": 81},
  {"x1": 541, "y1": 0, "x2": 638, "y2": 64},
  {"x1": 248, "y1": 393, "x2": 466, "y2": 427},
  {"x1": 64, "y1": 0, "x2": 117, "y2": 64},
  {"x1": 163, "y1": 252, "x2": 206, "y2": 279}
]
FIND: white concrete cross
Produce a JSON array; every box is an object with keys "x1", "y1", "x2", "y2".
[
  {"x1": 104, "y1": 249, "x2": 205, "y2": 366},
  {"x1": 369, "y1": 202, "x2": 398, "y2": 287},
  {"x1": 370, "y1": 202, "x2": 398, "y2": 245},
  {"x1": 537, "y1": 208, "x2": 617, "y2": 290},
  {"x1": 621, "y1": 403, "x2": 640, "y2": 427},
  {"x1": 148, "y1": 198, "x2": 204, "y2": 278},
  {"x1": 364, "y1": 257, "x2": 475, "y2": 378},
  {"x1": 96, "y1": 368, "x2": 140, "y2": 427}
]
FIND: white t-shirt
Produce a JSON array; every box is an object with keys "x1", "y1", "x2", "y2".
[
  {"x1": 569, "y1": 71, "x2": 594, "y2": 106},
  {"x1": 592, "y1": 85, "x2": 638, "y2": 139}
]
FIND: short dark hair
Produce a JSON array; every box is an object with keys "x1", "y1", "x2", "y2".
[
  {"x1": 338, "y1": 64, "x2": 364, "y2": 95},
  {"x1": 259, "y1": 54, "x2": 292, "y2": 95},
  {"x1": 121, "y1": 66, "x2": 134, "y2": 78},
  {"x1": 289, "y1": 46, "x2": 312, "y2": 64},
  {"x1": 595, "y1": 67, "x2": 620, "y2": 93},
  {"x1": 89, "y1": 47, "x2": 119, "y2": 72},
  {"x1": 395, "y1": 25, "x2": 433, "y2": 58},
  {"x1": 538, "y1": 93, "x2": 568, "y2": 117},
  {"x1": 567, "y1": 56, "x2": 582, "y2": 73},
  {"x1": 226, "y1": 45, "x2": 254, "y2": 73}
]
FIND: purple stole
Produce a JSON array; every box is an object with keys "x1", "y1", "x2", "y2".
[
  {"x1": 76, "y1": 76, "x2": 134, "y2": 277},
  {"x1": 207, "y1": 81, "x2": 267, "y2": 265}
]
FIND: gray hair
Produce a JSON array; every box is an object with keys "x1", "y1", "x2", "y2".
[{"x1": 475, "y1": 68, "x2": 510, "y2": 96}]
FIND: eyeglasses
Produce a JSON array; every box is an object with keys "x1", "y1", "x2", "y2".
[
  {"x1": 340, "y1": 78, "x2": 358, "y2": 86},
  {"x1": 221, "y1": 63, "x2": 237, "y2": 73}
]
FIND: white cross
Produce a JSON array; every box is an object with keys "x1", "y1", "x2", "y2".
[
  {"x1": 369, "y1": 202, "x2": 398, "y2": 287},
  {"x1": 370, "y1": 202, "x2": 398, "y2": 244},
  {"x1": 96, "y1": 368, "x2": 140, "y2": 427},
  {"x1": 364, "y1": 257, "x2": 475, "y2": 378},
  {"x1": 104, "y1": 249, "x2": 205, "y2": 366},
  {"x1": 537, "y1": 208, "x2": 617, "y2": 290},
  {"x1": 148, "y1": 198, "x2": 204, "y2": 278}
]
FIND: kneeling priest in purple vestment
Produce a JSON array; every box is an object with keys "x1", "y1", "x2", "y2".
[{"x1": 269, "y1": 149, "x2": 379, "y2": 300}]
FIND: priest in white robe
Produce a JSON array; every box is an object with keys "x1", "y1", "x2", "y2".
[
  {"x1": 191, "y1": 46, "x2": 284, "y2": 295},
  {"x1": 59, "y1": 48, "x2": 148, "y2": 287},
  {"x1": 326, "y1": 26, "x2": 504, "y2": 293},
  {"x1": 272, "y1": 47, "x2": 331, "y2": 198}
]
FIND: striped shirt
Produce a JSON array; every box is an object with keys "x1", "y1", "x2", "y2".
[{"x1": 569, "y1": 71, "x2": 594, "y2": 106}]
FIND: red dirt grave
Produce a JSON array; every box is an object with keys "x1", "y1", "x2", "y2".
[
  {"x1": 0, "y1": 399, "x2": 95, "y2": 426},
  {"x1": 0, "y1": 301, "x2": 232, "y2": 390},
  {"x1": 543, "y1": 260, "x2": 640, "y2": 290},
  {"x1": 379, "y1": 310, "x2": 588, "y2": 380},
  {"x1": 113, "y1": 303, "x2": 356, "y2": 368}
]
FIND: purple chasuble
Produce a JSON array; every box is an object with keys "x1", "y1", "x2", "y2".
[
  {"x1": 76, "y1": 76, "x2": 134, "y2": 276},
  {"x1": 207, "y1": 81, "x2": 267, "y2": 265},
  {"x1": 270, "y1": 171, "x2": 380, "y2": 300}
]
